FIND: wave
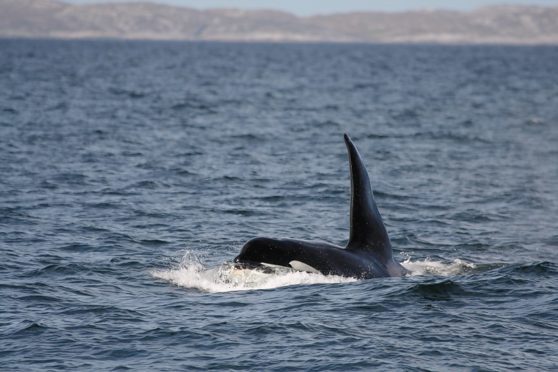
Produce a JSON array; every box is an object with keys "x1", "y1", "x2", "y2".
[
  {"x1": 402, "y1": 258, "x2": 477, "y2": 276},
  {"x1": 152, "y1": 252, "x2": 480, "y2": 293},
  {"x1": 406, "y1": 280, "x2": 467, "y2": 300}
]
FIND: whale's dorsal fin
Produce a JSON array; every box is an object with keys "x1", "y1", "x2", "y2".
[{"x1": 344, "y1": 134, "x2": 392, "y2": 262}]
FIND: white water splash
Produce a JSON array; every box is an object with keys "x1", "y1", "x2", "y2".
[
  {"x1": 151, "y1": 252, "x2": 356, "y2": 293},
  {"x1": 402, "y1": 258, "x2": 477, "y2": 276},
  {"x1": 152, "y1": 252, "x2": 476, "y2": 293}
]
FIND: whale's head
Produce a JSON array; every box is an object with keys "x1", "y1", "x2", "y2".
[
  {"x1": 234, "y1": 237, "x2": 293, "y2": 267},
  {"x1": 234, "y1": 237, "x2": 274, "y2": 263}
]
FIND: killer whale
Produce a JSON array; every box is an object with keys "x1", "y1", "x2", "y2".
[{"x1": 234, "y1": 134, "x2": 407, "y2": 279}]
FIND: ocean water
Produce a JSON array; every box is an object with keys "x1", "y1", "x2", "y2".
[{"x1": 1, "y1": 39, "x2": 557, "y2": 370}]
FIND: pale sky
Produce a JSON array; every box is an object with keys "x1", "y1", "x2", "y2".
[{"x1": 64, "y1": 0, "x2": 558, "y2": 15}]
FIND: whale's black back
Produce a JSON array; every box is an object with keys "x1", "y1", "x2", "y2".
[{"x1": 235, "y1": 134, "x2": 405, "y2": 278}]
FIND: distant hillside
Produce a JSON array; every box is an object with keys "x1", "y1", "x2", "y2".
[{"x1": 1, "y1": 0, "x2": 557, "y2": 44}]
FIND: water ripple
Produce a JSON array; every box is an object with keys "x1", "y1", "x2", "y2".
[{"x1": 1, "y1": 40, "x2": 557, "y2": 371}]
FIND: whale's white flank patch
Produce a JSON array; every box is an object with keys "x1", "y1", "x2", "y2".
[{"x1": 289, "y1": 260, "x2": 320, "y2": 274}]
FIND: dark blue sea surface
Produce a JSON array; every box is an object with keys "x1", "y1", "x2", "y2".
[{"x1": 1, "y1": 39, "x2": 557, "y2": 370}]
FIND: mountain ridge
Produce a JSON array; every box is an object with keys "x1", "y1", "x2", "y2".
[{"x1": 1, "y1": 0, "x2": 557, "y2": 44}]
